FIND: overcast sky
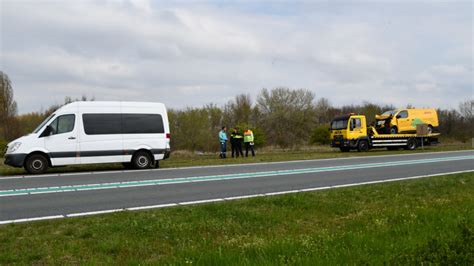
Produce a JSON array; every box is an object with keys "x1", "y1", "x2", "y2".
[{"x1": 1, "y1": 0, "x2": 472, "y2": 114}]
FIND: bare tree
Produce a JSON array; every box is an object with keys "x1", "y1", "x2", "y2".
[
  {"x1": 459, "y1": 100, "x2": 473, "y2": 119},
  {"x1": 0, "y1": 71, "x2": 18, "y2": 140},
  {"x1": 315, "y1": 97, "x2": 333, "y2": 124},
  {"x1": 257, "y1": 88, "x2": 316, "y2": 147},
  {"x1": 459, "y1": 100, "x2": 474, "y2": 140},
  {"x1": 223, "y1": 94, "x2": 253, "y2": 126}
]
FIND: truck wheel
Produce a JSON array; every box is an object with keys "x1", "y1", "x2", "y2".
[
  {"x1": 132, "y1": 151, "x2": 152, "y2": 169},
  {"x1": 340, "y1": 147, "x2": 350, "y2": 152},
  {"x1": 24, "y1": 154, "x2": 49, "y2": 174},
  {"x1": 405, "y1": 138, "x2": 418, "y2": 150},
  {"x1": 357, "y1": 140, "x2": 369, "y2": 152},
  {"x1": 390, "y1": 127, "x2": 398, "y2": 134}
]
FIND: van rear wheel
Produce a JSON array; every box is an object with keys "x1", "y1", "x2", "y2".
[
  {"x1": 24, "y1": 154, "x2": 49, "y2": 174},
  {"x1": 132, "y1": 151, "x2": 152, "y2": 169}
]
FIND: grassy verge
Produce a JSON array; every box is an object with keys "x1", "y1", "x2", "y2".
[
  {"x1": 1, "y1": 173, "x2": 473, "y2": 264},
  {"x1": 1, "y1": 142, "x2": 471, "y2": 176}
]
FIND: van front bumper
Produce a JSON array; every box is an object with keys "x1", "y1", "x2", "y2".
[{"x1": 4, "y1": 154, "x2": 27, "y2": 168}]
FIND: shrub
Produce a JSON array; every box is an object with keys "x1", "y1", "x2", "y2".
[
  {"x1": 310, "y1": 125, "x2": 330, "y2": 145},
  {"x1": 0, "y1": 139, "x2": 8, "y2": 156}
]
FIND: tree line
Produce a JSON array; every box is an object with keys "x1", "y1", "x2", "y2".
[{"x1": 1, "y1": 71, "x2": 472, "y2": 153}]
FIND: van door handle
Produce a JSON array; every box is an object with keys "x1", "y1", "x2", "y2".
[{"x1": 68, "y1": 137, "x2": 76, "y2": 140}]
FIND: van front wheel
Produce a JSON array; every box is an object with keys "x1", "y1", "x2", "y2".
[
  {"x1": 390, "y1": 127, "x2": 398, "y2": 134},
  {"x1": 24, "y1": 154, "x2": 49, "y2": 174},
  {"x1": 132, "y1": 151, "x2": 152, "y2": 169}
]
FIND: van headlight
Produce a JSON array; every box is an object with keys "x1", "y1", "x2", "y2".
[{"x1": 7, "y1": 142, "x2": 21, "y2": 154}]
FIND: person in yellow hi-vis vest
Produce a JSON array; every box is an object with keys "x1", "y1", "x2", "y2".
[{"x1": 243, "y1": 127, "x2": 255, "y2": 157}]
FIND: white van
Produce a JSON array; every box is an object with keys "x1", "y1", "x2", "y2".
[{"x1": 4, "y1": 101, "x2": 171, "y2": 174}]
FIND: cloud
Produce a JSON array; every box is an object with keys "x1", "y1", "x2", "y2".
[{"x1": 0, "y1": 0, "x2": 472, "y2": 113}]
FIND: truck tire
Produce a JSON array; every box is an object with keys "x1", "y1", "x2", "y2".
[
  {"x1": 24, "y1": 154, "x2": 49, "y2": 174},
  {"x1": 405, "y1": 138, "x2": 417, "y2": 150},
  {"x1": 340, "y1": 147, "x2": 350, "y2": 152},
  {"x1": 390, "y1": 127, "x2": 398, "y2": 134},
  {"x1": 132, "y1": 151, "x2": 152, "y2": 169},
  {"x1": 357, "y1": 140, "x2": 369, "y2": 152}
]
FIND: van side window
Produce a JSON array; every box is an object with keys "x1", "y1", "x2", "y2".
[
  {"x1": 50, "y1": 114, "x2": 75, "y2": 135},
  {"x1": 83, "y1": 113, "x2": 165, "y2": 135},
  {"x1": 83, "y1": 114, "x2": 122, "y2": 135},
  {"x1": 122, "y1": 114, "x2": 164, "y2": 134},
  {"x1": 398, "y1": 111, "x2": 408, "y2": 119}
]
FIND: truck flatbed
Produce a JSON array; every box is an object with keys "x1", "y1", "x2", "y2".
[{"x1": 368, "y1": 126, "x2": 439, "y2": 148}]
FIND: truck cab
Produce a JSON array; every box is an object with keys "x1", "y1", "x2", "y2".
[{"x1": 330, "y1": 114, "x2": 369, "y2": 152}]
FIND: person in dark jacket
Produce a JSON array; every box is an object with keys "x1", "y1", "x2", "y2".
[{"x1": 230, "y1": 128, "x2": 244, "y2": 158}]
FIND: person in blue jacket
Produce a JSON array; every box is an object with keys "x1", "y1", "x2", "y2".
[{"x1": 219, "y1": 126, "x2": 228, "y2": 159}]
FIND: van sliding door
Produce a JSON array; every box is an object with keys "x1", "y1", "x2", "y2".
[{"x1": 79, "y1": 113, "x2": 125, "y2": 164}]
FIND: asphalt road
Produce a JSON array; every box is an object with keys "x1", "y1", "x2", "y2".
[{"x1": 1, "y1": 150, "x2": 473, "y2": 224}]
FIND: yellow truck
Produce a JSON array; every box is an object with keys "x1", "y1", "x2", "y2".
[
  {"x1": 375, "y1": 108, "x2": 439, "y2": 134},
  {"x1": 330, "y1": 114, "x2": 440, "y2": 152}
]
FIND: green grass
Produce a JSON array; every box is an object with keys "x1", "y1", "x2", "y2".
[
  {"x1": 1, "y1": 142, "x2": 471, "y2": 176},
  {"x1": 0, "y1": 173, "x2": 473, "y2": 264}
]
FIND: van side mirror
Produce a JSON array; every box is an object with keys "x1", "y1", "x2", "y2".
[
  {"x1": 40, "y1": 126, "x2": 53, "y2": 138},
  {"x1": 396, "y1": 114, "x2": 401, "y2": 119}
]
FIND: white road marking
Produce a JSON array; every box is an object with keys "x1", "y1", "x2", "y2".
[
  {"x1": 178, "y1": 199, "x2": 225, "y2": 205},
  {"x1": 299, "y1": 186, "x2": 331, "y2": 192},
  {"x1": 66, "y1": 209, "x2": 123, "y2": 217},
  {"x1": 1, "y1": 149, "x2": 472, "y2": 180},
  {"x1": 265, "y1": 190, "x2": 300, "y2": 196},
  {"x1": 0, "y1": 170, "x2": 472, "y2": 225},
  {"x1": 126, "y1": 203, "x2": 178, "y2": 211},
  {"x1": 223, "y1": 194, "x2": 265, "y2": 200},
  {"x1": 0, "y1": 215, "x2": 64, "y2": 225}
]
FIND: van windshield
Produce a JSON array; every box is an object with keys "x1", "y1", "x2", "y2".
[
  {"x1": 382, "y1": 110, "x2": 396, "y2": 116},
  {"x1": 33, "y1": 113, "x2": 55, "y2": 133},
  {"x1": 331, "y1": 119, "x2": 348, "y2": 130}
]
